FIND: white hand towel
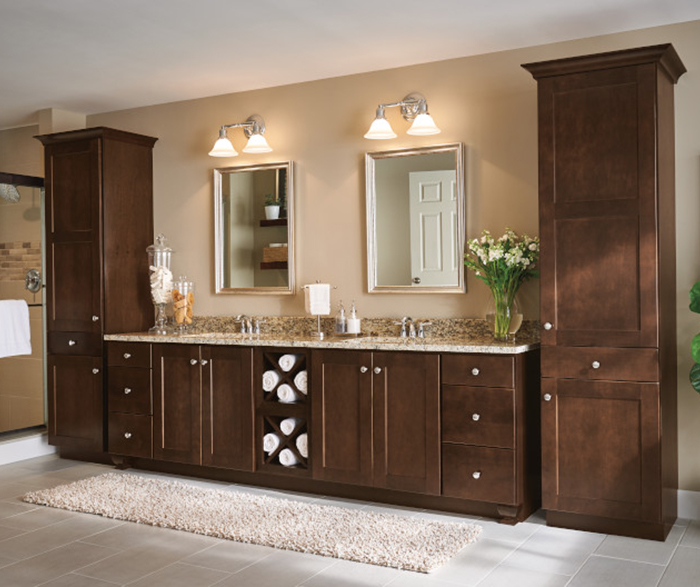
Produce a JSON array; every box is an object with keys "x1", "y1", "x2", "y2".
[
  {"x1": 277, "y1": 383, "x2": 299, "y2": 404},
  {"x1": 278, "y1": 354, "x2": 300, "y2": 372},
  {"x1": 280, "y1": 417, "x2": 301, "y2": 436},
  {"x1": 296, "y1": 433, "x2": 308, "y2": 459},
  {"x1": 293, "y1": 370, "x2": 308, "y2": 394},
  {"x1": 262, "y1": 370, "x2": 280, "y2": 392},
  {"x1": 0, "y1": 300, "x2": 31, "y2": 359},
  {"x1": 304, "y1": 283, "x2": 331, "y2": 315},
  {"x1": 263, "y1": 433, "x2": 281, "y2": 454},
  {"x1": 279, "y1": 448, "x2": 300, "y2": 467}
]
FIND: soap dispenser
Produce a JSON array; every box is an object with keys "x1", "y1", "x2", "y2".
[
  {"x1": 346, "y1": 300, "x2": 361, "y2": 335},
  {"x1": 334, "y1": 300, "x2": 347, "y2": 334}
]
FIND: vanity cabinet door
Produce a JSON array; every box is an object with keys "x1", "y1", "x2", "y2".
[
  {"x1": 201, "y1": 346, "x2": 254, "y2": 471},
  {"x1": 311, "y1": 349, "x2": 374, "y2": 486},
  {"x1": 373, "y1": 351, "x2": 440, "y2": 495},
  {"x1": 152, "y1": 344, "x2": 201, "y2": 465}
]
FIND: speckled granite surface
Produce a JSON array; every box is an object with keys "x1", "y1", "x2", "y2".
[{"x1": 105, "y1": 316, "x2": 540, "y2": 354}]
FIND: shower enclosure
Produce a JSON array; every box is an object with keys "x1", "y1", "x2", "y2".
[{"x1": 0, "y1": 171, "x2": 45, "y2": 435}]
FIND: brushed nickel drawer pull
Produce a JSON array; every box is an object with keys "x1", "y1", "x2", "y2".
[
  {"x1": 190, "y1": 359, "x2": 199, "y2": 366},
  {"x1": 360, "y1": 366, "x2": 368, "y2": 373},
  {"x1": 471, "y1": 368, "x2": 480, "y2": 376},
  {"x1": 124, "y1": 432, "x2": 132, "y2": 439},
  {"x1": 68, "y1": 340, "x2": 77, "y2": 346},
  {"x1": 374, "y1": 367, "x2": 382, "y2": 374},
  {"x1": 200, "y1": 359, "x2": 208, "y2": 366},
  {"x1": 92, "y1": 315, "x2": 99, "y2": 322},
  {"x1": 92, "y1": 368, "x2": 100, "y2": 375},
  {"x1": 124, "y1": 387, "x2": 132, "y2": 395},
  {"x1": 543, "y1": 393, "x2": 552, "y2": 402},
  {"x1": 543, "y1": 322, "x2": 553, "y2": 330},
  {"x1": 472, "y1": 471, "x2": 481, "y2": 480},
  {"x1": 592, "y1": 361, "x2": 601, "y2": 369},
  {"x1": 472, "y1": 413, "x2": 480, "y2": 422},
  {"x1": 123, "y1": 353, "x2": 131, "y2": 359}
]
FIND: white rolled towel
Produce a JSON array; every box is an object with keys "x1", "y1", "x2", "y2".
[
  {"x1": 263, "y1": 433, "x2": 281, "y2": 454},
  {"x1": 278, "y1": 354, "x2": 300, "y2": 372},
  {"x1": 296, "y1": 433, "x2": 308, "y2": 459},
  {"x1": 293, "y1": 370, "x2": 308, "y2": 394},
  {"x1": 262, "y1": 370, "x2": 280, "y2": 392},
  {"x1": 279, "y1": 448, "x2": 300, "y2": 467},
  {"x1": 277, "y1": 383, "x2": 300, "y2": 404},
  {"x1": 280, "y1": 417, "x2": 302, "y2": 436}
]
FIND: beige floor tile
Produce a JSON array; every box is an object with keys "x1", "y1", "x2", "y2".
[
  {"x1": 680, "y1": 520, "x2": 700, "y2": 549},
  {"x1": 83, "y1": 519, "x2": 217, "y2": 551},
  {"x1": 475, "y1": 564, "x2": 570, "y2": 587},
  {"x1": 0, "y1": 500, "x2": 37, "y2": 519},
  {"x1": 126, "y1": 561, "x2": 231, "y2": 587},
  {"x1": 593, "y1": 524, "x2": 685, "y2": 565},
  {"x1": 658, "y1": 545, "x2": 700, "y2": 586},
  {"x1": 181, "y1": 540, "x2": 274, "y2": 573},
  {"x1": 0, "y1": 523, "x2": 27, "y2": 542},
  {"x1": 0, "y1": 504, "x2": 75, "y2": 531},
  {"x1": 301, "y1": 558, "x2": 402, "y2": 587},
  {"x1": 0, "y1": 541, "x2": 119, "y2": 587},
  {"x1": 429, "y1": 539, "x2": 515, "y2": 586},
  {"x1": 568, "y1": 555, "x2": 665, "y2": 587},
  {"x1": 385, "y1": 573, "x2": 469, "y2": 587},
  {"x1": 38, "y1": 574, "x2": 121, "y2": 587}
]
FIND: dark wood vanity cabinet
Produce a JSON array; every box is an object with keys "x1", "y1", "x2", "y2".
[
  {"x1": 524, "y1": 44, "x2": 685, "y2": 539},
  {"x1": 38, "y1": 127, "x2": 157, "y2": 452},
  {"x1": 311, "y1": 349, "x2": 440, "y2": 495},
  {"x1": 150, "y1": 344, "x2": 254, "y2": 469}
]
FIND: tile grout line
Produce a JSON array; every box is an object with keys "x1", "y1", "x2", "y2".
[{"x1": 653, "y1": 522, "x2": 692, "y2": 587}]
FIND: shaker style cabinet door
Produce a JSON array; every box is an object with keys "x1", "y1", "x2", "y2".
[
  {"x1": 536, "y1": 65, "x2": 660, "y2": 348},
  {"x1": 201, "y1": 346, "x2": 254, "y2": 471},
  {"x1": 311, "y1": 349, "x2": 374, "y2": 486},
  {"x1": 152, "y1": 344, "x2": 202, "y2": 465}
]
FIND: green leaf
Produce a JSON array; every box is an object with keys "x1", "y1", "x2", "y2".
[
  {"x1": 692, "y1": 333, "x2": 700, "y2": 363},
  {"x1": 690, "y1": 363, "x2": 700, "y2": 393},
  {"x1": 690, "y1": 281, "x2": 700, "y2": 313}
]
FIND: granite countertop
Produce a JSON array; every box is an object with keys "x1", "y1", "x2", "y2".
[{"x1": 105, "y1": 330, "x2": 539, "y2": 355}]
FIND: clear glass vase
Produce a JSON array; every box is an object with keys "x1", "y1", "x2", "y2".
[{"x1": 485, "y1": 291, "x2": 523, "y2": 341}]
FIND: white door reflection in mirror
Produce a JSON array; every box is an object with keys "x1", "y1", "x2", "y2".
[
  {"x1": 409, "y1": 170, "x2": 458, "y2": 287},
  {"x1": 366, "y1": 143, "x2": 465, "y2": 293}
]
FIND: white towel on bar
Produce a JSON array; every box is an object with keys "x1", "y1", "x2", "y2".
[
  {"x1": 296, "y1": 433, "x2": 308, "y2": 459},
  {"x1": 0, "y1": 300, "x2": 31, "y2": 359},
  {"x1": 263, "y1": 433, "x2": 281, "y2": 454},
  {"x1": 279, "y1": 448, "x2": 300, "y2": 467},
  {"x1": 278, "y1": 354, "x2": 300, "y2": 372},
  {"x1": 277, "y1": 384, "x2": 299, "y2": 404},
  {"x1": 262, "y1": 370, "x2": 280, "y2": 392},
  {"x1": 293, "y1": 370, "x2": 308, "y2": 394},
  {"x1": 280, "y1": 417, "x2": 301, "y2": 436},
  {"x1": 304, "y1": 283, "x2": 331, "y2": 315}
]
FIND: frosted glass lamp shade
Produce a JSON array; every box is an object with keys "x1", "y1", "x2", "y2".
[
  {"x1": 208, "y1": 136, "x2": 238, "y2": 157},
  {"x1": 243, "y1": 133, "x2": 273, "y2": 153},
  {"x1": 364, "y1": 117, "x2": 397, "y2": 139},
  {"x1": 407, "y1": 112, "x2": 441, "y2": 136}
]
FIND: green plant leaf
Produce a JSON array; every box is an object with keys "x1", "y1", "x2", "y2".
[
  {"x1": 692, "y1": 334, "x2": 700, "y2": 363},
  {"x1": 690, "y1": 363, "x2": 700, "y2": 393},
  {"x1": 690, "y1": 281, "x2": 700, "y2": 313}
]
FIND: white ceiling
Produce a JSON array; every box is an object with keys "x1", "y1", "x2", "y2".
[{"x1": 1, "y1": 0, "x2": 699, "y2": 130}]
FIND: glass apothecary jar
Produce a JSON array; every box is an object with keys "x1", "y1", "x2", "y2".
[
  {"x1": 173, "y1": 276, "x2": 195, "y2": 333},
  {"x1": 146, "y1": 234, "x2": 173, "y2": 335}
]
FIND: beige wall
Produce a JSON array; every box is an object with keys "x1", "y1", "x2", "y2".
[{"x1": 2, "y1": 20, "x2": 700, "y2": 488}]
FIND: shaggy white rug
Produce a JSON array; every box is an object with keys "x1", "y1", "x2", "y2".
[{"x1": 23, "y1": 473, "x2": 481, "y2": 572}]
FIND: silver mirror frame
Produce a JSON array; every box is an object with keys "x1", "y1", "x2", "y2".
[
  {"x1": 365, "y1": 143, "x2": 466, "y2": 294},
  {"x1": 214, "y1": 161, "x2": 295, "y2": 295}
]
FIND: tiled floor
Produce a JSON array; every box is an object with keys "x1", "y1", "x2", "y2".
[{"x1": 0, "y1": 455, "x2": 698, "y2": 586}]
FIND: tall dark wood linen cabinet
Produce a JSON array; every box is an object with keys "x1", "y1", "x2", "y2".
[
  {"x1": 37, "y1": 127, "x2": 157, "y2": 453},
  {"x1": 523, "y1": 45, "x2": 685, "y2": 540}
]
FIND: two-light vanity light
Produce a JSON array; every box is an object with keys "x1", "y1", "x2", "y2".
[
  {"x1": 364, "y1": 92, "x2": 440, "y2": 139},
  {"x1": 208, "y1": 114, "x2": 272, "y2": 157}
]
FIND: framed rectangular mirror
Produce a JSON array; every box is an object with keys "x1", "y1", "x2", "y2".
[
  {"x1": 214, "y1": 161, "x2": 295, "y2": 294},
  {"x1": 366, "y1": 143, "x2": 465, "y2": 293}
]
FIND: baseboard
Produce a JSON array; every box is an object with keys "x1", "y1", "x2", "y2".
[{"x1": 0, "y1": 432, "x2": 56, "y2": 466}]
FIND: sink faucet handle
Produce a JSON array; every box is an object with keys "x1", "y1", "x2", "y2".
[
  {"x1": 252, "y1": 319, "x2": 265, "y2": 335},
  {"x1": 235, "y1": 314, "x2": 251, "y2": 334},
  {"x1": 417, "y1": 320, "x2": 433, "y2": 338}
]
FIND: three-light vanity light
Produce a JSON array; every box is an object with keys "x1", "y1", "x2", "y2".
[
  {"x1": 364, "y1": 92, "x2": 440, "y2": 139},
  {"x1": 208, "y1": 114, "x2": 272, "y2": 157}
]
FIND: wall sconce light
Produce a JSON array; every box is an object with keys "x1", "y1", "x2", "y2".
[
  {"x1": 208, "y1": 114, "x2": 272, "y2": 157},
  {"x1": 364, "y1": 92, "x2": 440, "y2": 139}
]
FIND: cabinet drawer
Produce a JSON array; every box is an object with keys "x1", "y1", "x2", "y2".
[
  {"x1": 442, "y1": 386, "x2": 514, "y2": 449},
  {"x1": 541, "y1": 347, "x2": 659, "y2": 382},
  {"x1": 442, "y1": 354, "x2": 514, "y2": 388},
  {"x1": 48, "y1": 331, "x2": 102, "y2": 356},
  {"x1": 108, "y1": 413, "x2": 153, "y2": 458},
  {"x1": 107, "y1": 342, "x2": 151, "y2": 368},
  {"x1": 442, "y1": 444, "x2": 516, "y2": 504},
  {"x1": 108, "y1": 367, "x2": 152, "y2": 414}
]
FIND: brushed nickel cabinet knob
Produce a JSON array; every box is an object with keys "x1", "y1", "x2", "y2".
[
  {"x1": 190, "y1": 359, "x2": 199, "y2": 366},
  {"x1": 472, "y1": 471, "x2": 481, "y2": 480},
  {"x1": 92, "y1": 315, "x2": 99, "y2": 322},
  {"x1": 68, "y1": 340, "x2": 77, "y2": 346},
  {"x1": 543, "y1": 393, "x2": 552, "y2": 402},
  {"x1": 124, "y1": 387, "x2": 132, "y2": 395},
  {"x1": 472, "y1": 413, "x2": 481, "y2": 422},
  {"x1": 543, "y1": 322, "x2": 553, "y2": 330},
  {"x1": 471, "y1": 368, "x2": 480, "y2": 376},
  {"x1": 123, "y1": 352, "x2": 131, "y2": 359},
  {"x1": 360, "y1": 366, "x2": 368, "y2": 373},
  {"x1": 200, "y1": 359, "x2": 208, "y2": 366},
  {"x1": 592, "y1": 361, "x2": 601, "y2": 369},
  {"x1": 92, "y1": 368, "x2": 100, "y2": 375},
  {"x1": 374, "y1": 367, "x2": 382, "y2": 374},
  {"x1": 124, "y1": 432, "x2": 132, "y2": 439}
]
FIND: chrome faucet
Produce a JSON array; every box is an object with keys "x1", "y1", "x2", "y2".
[
  {"x1": 394, "y1": 317, "x2": 415, "y2": 338},
  {"x1": 235, "y1": 314, "x2": 252, "y2": 334},
  {"x1": 417, "y1": 320, "x2": 432, "y2": 339}
]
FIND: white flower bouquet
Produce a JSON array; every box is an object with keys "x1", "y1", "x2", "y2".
[{"x1": 464, "y1": 229, "x2": 540, "y2": 340}]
